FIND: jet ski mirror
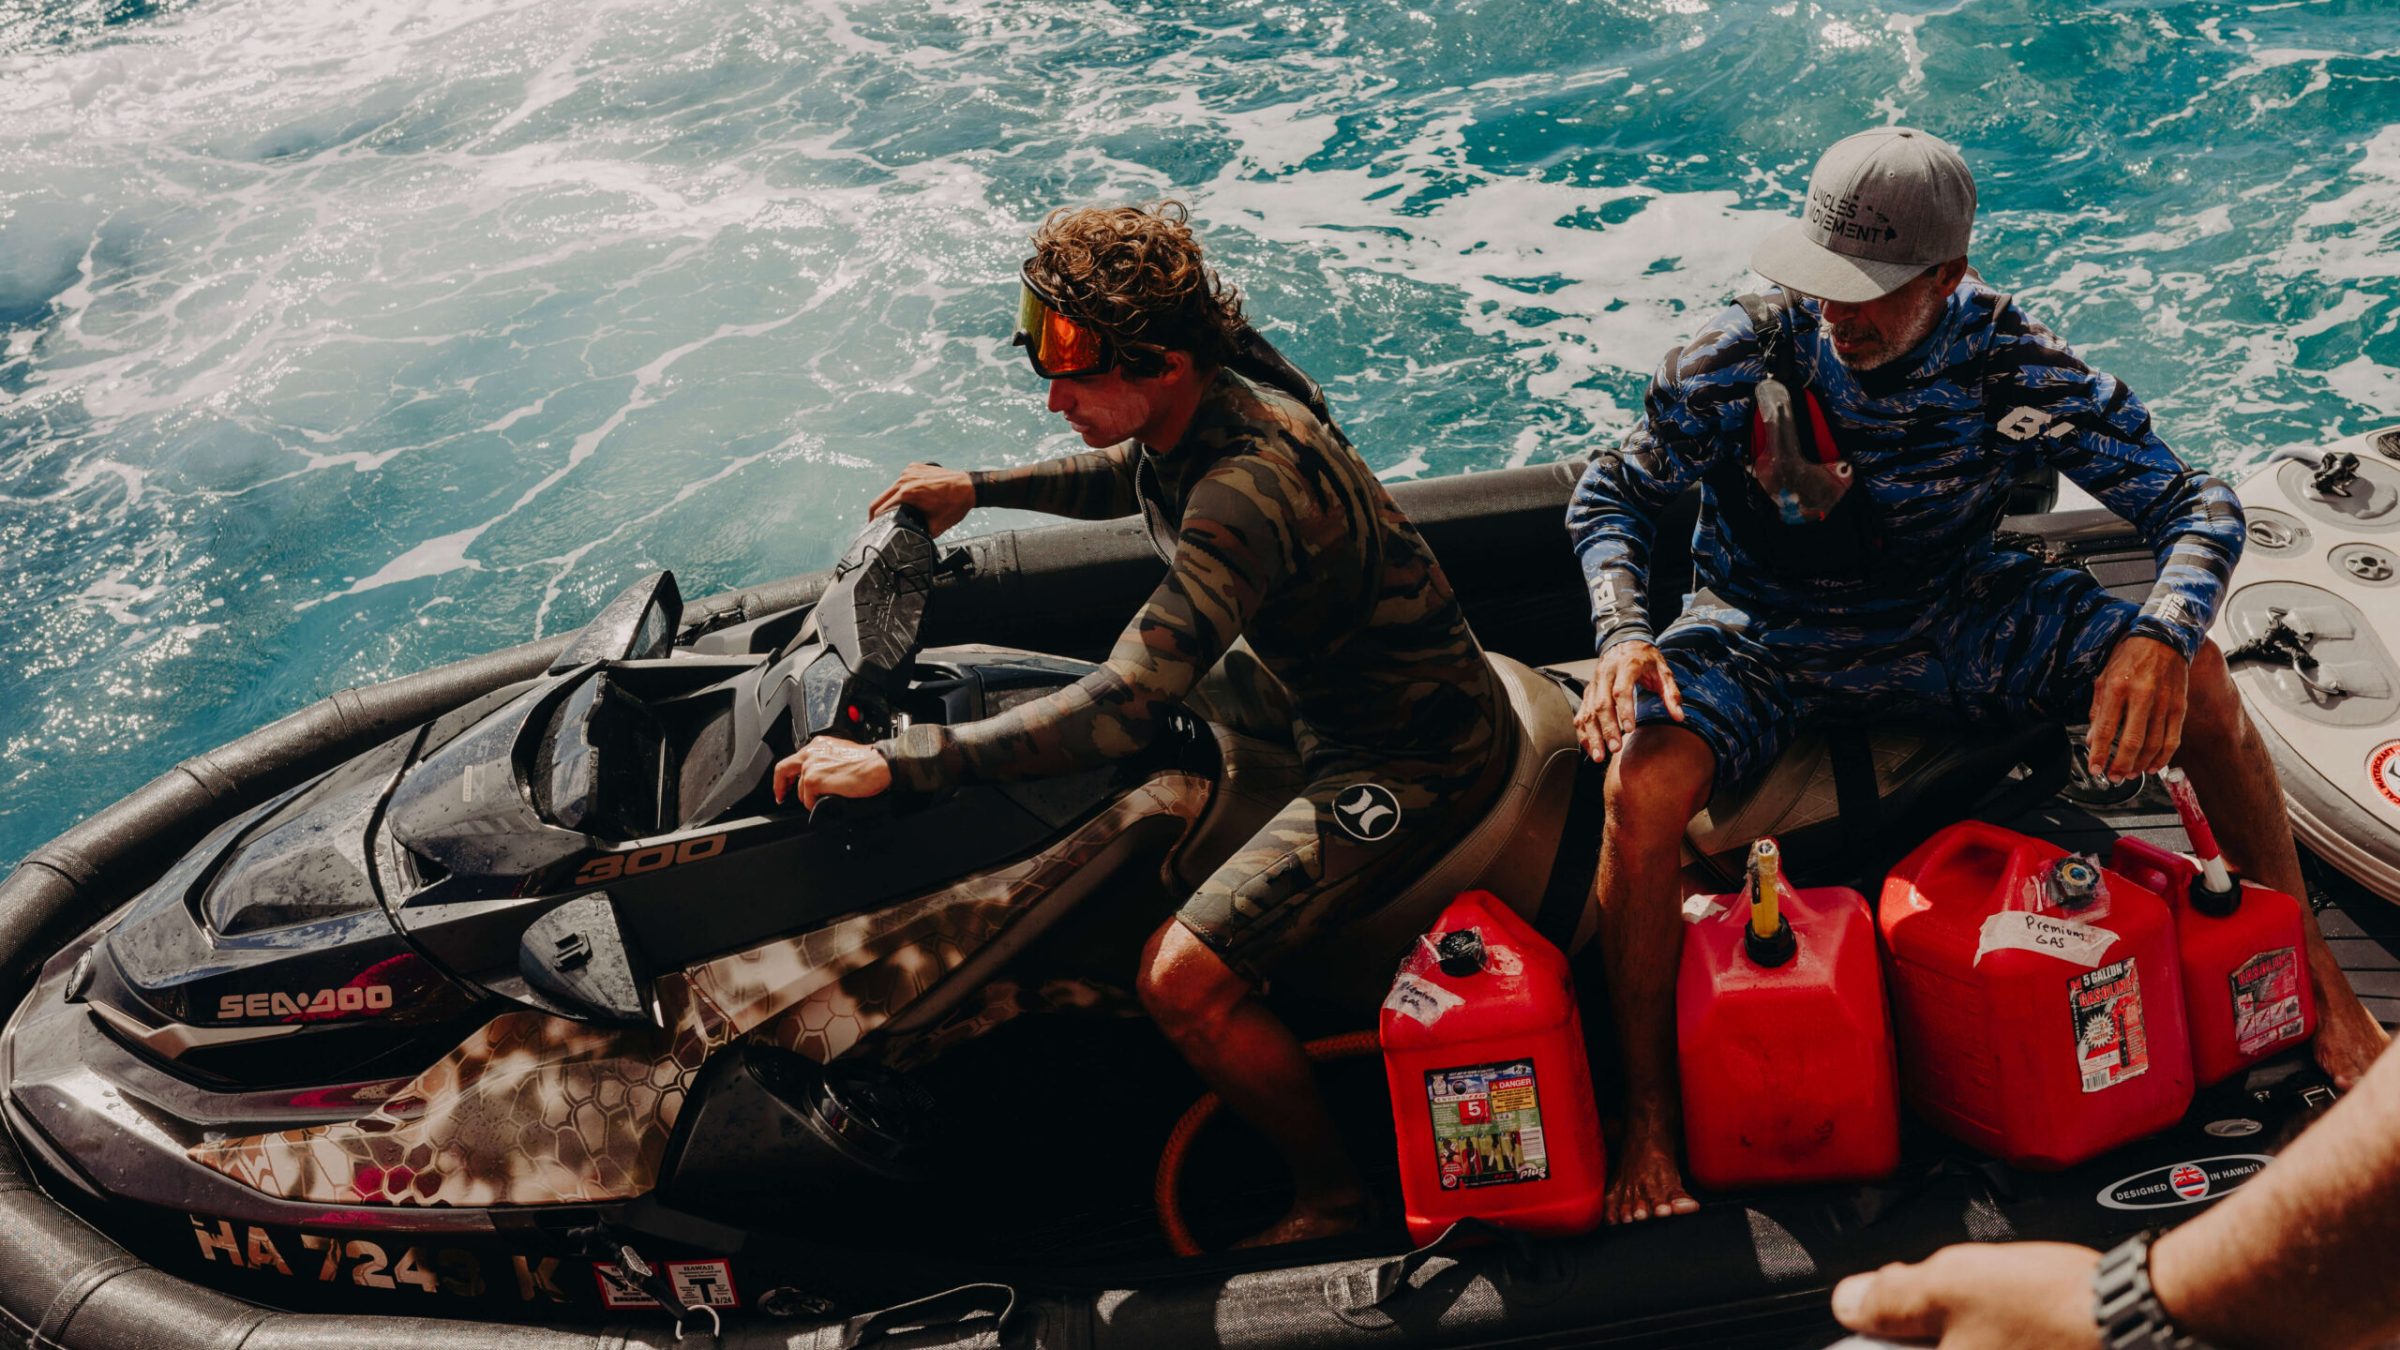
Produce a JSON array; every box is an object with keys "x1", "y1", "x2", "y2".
[
  {"x1": 519, "y1": 894, "x2": 655, "y2": 1025},
  {"x1": 549, "y1": 571, "x2": 685, "y2": 674}
]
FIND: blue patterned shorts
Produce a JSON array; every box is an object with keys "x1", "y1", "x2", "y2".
[{"x1": 1634, "y1": 555, "x2": 2139, "y2": 791}]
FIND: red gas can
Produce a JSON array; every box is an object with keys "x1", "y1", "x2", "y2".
[
  {"x1": 1380, "y1": 890, "x2": 1606, "y2": 1244},
  {"x1": 1880, "y1": 821, "x2": 2193, "y2": 1170},
  {"x1": 1678, "y1": 839, "x2": 1899, "y2": 1189},
  {"x1": 2109, "y1": 769, "x2": 2317, "y2": 1085}
]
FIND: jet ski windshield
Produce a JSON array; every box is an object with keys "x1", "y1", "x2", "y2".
[{"x1": 533, "y1": 669, "x2": 671, "y2": 840}]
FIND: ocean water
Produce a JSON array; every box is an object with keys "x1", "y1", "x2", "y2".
[{"x1": 4, "y1": 0, "x2": 2399, "y2": 864}]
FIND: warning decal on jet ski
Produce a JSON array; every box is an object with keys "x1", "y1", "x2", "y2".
[
  {"x1": 594, "y1": 1259, "x2": 740, "y2": 1311},
  {"x1": 1426, "y1": 1060, "x2": 1548, "y2": 1190},
  {"x1": 2071, "y1": 959, "x2": 2150, "y2": 1093},
  {"x1": 2231, "y1": 947, "x2": 2307, "y2": 1056}
]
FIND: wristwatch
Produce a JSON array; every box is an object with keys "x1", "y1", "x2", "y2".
[{"x1": 2092, "y1": 1229, "x2": 2215, "y2": 1350}]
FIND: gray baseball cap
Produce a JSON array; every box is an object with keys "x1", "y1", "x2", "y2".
[{"x1": 1751, "y1": 127, "x2": 1976, "y2": 303}]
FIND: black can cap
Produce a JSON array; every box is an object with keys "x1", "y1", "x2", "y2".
[{"x1": 1436, "y1": 928, "x2": 1488, "y2": 978}]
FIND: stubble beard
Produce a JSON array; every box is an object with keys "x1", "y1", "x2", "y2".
[{"x1": 1832, "y1": 287, "x2": 1949, "y2": 372}]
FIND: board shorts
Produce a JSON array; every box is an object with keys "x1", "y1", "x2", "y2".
[
  {"x1": 1176, "y1": 647, "x2": 1509, "y2": 984},
  {"x1": 1632, "y1": 554, "x2": 2141, "y2": 793}
]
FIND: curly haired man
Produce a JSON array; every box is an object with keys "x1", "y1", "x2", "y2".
[{"x1": 776, "y1": 203, "x2": 1506, "y2": 1246}]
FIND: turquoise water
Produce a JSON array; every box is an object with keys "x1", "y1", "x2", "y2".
[{"x1": 4, "y1": 0, "x2": 2400, "y2": 864}]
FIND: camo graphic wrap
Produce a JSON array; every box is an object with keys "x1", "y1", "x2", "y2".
[
  {"x1": 882, "y1": 370, "x2": 1501, "y2": 795},
  {"x1": 1566, "y1": 279, "x2": 2244, "y2": 658},
  {"x1": 188, "y1": 772, "x2": 1209, "y2": 1208},
  {"x1": 883, "y1": 976, "x2": 1136, "y2": 1071}
]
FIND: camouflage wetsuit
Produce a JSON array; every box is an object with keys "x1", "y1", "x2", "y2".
[
  {"x1": 1567, "y1": 278, "x2": 2244, "y2": 789},
  {"x1": 877, "y1": 370, "x2": 1505, "y2": 980}
]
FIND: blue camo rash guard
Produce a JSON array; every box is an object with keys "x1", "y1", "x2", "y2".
[{"x1": 1566, "y1": 278, "x2": 2244, "y2": 660}]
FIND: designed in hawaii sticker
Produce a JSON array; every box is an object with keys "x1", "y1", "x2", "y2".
[{"x1": 2098, "y1": 1156, "x2": 2271, "y2": 1211}]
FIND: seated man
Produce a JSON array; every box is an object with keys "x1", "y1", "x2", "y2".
[
  {"x1": 776, "y1": 202, "x2": 1507, "y2": 1245},
  {"x1": 1568, "y1": 127, "x2": 2388, "y2": 1224}
]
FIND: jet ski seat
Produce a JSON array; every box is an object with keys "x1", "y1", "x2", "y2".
[
  {"x1": 1178, "y1": 654, "x2": 1591, "y2": 1010},
  {"x1": 1532, "y1": 659, "x2": 2067, "y2": 892}
]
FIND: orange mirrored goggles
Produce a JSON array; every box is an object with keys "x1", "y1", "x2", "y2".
[{"x1": 1012, "y1": 267, "x2": 1112, "y2": 379}]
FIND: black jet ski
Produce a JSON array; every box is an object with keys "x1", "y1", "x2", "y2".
[{"x1": 4, "y1": 366, "x2": 2396, "y2": 1348}]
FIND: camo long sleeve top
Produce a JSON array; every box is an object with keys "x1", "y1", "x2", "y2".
[
  {"x1": 967, "y1": 445, "x2": 1141, "y2": 520},
  {"x1": 878, "y1": 372, "x2": 1500, "y2": 794},
  {"x1": 1566, "y1": 279, "x2": 2244, "y2": 658}
]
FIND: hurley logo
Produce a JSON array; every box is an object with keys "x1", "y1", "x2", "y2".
[{"x1": 1333, "y1": 784, "x2": 1402, "y2": 842}]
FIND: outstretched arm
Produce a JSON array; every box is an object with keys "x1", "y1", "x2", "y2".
[
  {"x1": 966, "y1": 441, "x2": 1143, "y2": 521},
  {"x1": 1566, "y1": 315, "x2": 1751, "y2": 656},
  {"x1": 1833, "y1": 1036, "x2": 2400, "y2": 1350},
  {"x1": 878, "y1": 462, "x2": 1291, "y2": 793},
  {"x1": 1992, "y1": 308, "x2": 2244, "y2": 660}
]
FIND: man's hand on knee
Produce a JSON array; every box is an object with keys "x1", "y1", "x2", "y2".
[
  {"x1": 1579, "y1": 641, "x2": 1684, "y2": 760},
  {"x1": 2085, "y1": 634, "x2": 2189, "y2": 782}
]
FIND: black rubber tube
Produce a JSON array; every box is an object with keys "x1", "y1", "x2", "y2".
[{"x1": 0, "y1": 464, "x2": 1593, "y2": 1350}]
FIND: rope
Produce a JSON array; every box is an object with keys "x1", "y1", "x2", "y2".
[{"x1": 1153, "y1": 1029, "x2": 1383, "y2": 1257}]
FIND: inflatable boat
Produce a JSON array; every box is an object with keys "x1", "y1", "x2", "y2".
[{"x1": 1, "y1": 427, "x2": 2396, "y2": 1350}]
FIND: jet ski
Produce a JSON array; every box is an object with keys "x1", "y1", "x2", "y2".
[{"x1": 3, "y1": 384, "x2": 2397, "y2": 1347}]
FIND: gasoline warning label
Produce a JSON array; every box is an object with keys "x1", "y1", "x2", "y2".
[
  {"x1": 2071, "y1": 958, "x2": 2150, "y2": 1093},
  {"x1": 2231, "y1": 946, "x2": 2307, "y2": 1056},
  {"x1": 1426, "y1": 1060, "x2": 1548, "y2": 1190}
]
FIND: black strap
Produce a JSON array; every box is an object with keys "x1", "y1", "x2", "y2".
[
  {"x1": 1322, "y1": 1219, "x2": 1536, "y2": 1315},
  {"x1": 1733, "y1": 290, "x2": 1802, "y2": 390},
  {"x1": 1533, "y1": 756, "x2": 1610, "y2": 951},
  {"x1": 841, "y1": 1282, "x2": 1017, "y2": 1349}
]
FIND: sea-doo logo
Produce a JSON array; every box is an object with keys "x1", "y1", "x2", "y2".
[
  {"x1": 217, "y1": 985, "x2": 394, "y2": 1022},
  {"x1": 1333, "y1": 784, "x2": 1402, "y2": 842},
  {"x1": 2097, "y1": 1154, "x2": 2270, "y2": 1211}
]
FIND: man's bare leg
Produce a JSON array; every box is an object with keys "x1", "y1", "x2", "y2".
[
  {"x1": 2175, "y1": 641, "x2": 2388, "y2": 1087},
  {"x1": 1138, "y1": 919, "x2": 1366, "y2": 1246},
  {"x1": 1595, "y1": 724, "x2": 1717, "y2": 1223}
]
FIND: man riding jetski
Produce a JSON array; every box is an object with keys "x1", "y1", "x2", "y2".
[
  {"x1": 775, "y1": 201, "x2": 1507, "y2": 1246},
  {"x1": 1566, "y1": 126, "x2": 2391, "y2": 1227}
]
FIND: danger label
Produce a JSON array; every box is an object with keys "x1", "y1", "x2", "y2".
[
  {"x1": 593, "y1": 1260, "x2": 739, "y2": 1311},
  {"x1": 2231, "y1": 946, "x2": 2308, "y2": 1056},
  {"x1": 1426, "y1": 1061, "x2": 1549, "y2": 1190},
  {"x1": 2071, "y1": 959, "x2": 2150, "y2": 1093}
]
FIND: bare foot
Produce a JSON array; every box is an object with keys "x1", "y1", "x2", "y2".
[
  {"x1": 2314, "y1": 1000, "x2": 2391, "y2": 1091},
  {"x1": 1232, "y1": 1193, "x2": 1368, "y2": 1248},
  {"x1": 1606, "y1": 1120, "x2": 1698, "y2": 1224}
]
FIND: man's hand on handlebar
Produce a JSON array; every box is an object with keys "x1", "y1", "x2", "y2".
[
  {"x1": 1576, "y1": 640, "x2": 1683, "y2": 761},
  {"x1": 869, "y1": 463, "x2": 974, "y2": 537},
  {"x1": 774, "y1": 738, "x2": 895, "y2": 812}
]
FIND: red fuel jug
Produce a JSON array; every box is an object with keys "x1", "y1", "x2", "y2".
[
  {"x1": 2107, "y1": 768, "x2": 2317, "y2": 1085},
  {"x1": 1880, "y1": 821, "x2": 2194, "y2": 1170},
  {"x1": 1380, "y1": 890, "x2": 1606, "y2": 1244},
  {"x1": 1678, "y1": 839, "x2": 1900, "y2": 1189}
]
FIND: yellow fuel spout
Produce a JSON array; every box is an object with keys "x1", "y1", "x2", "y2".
[{"x1": 1747, "y1": 838, "x2": 1782, "y2": 942}]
